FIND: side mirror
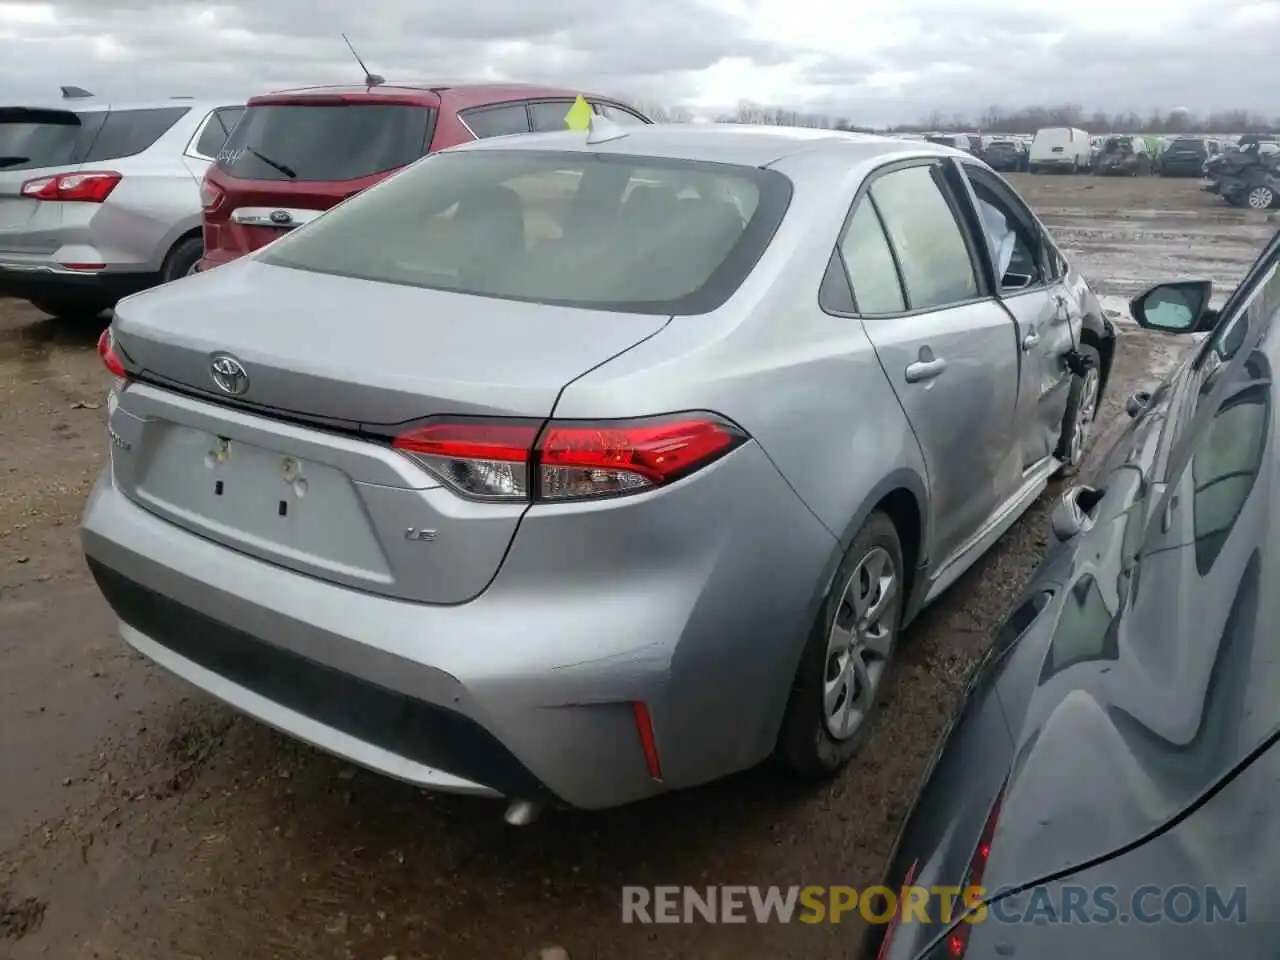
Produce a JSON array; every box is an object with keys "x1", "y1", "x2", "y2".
[
  {"x1": 1051, "y1": 485, "x2": 1103, "y2": 542},
  {"x1": 1125, "y1": 390, "x2": 1152, "y2": 418},
  {"x1": 1129, "y1": 280, "x2": 1213, "y2": 334}
]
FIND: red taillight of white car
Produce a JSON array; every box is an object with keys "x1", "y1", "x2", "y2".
[
  {"x1": 97, "y1": 327, "x2": 126, "y2": 378},
  {"x1": 21, "y1": 171, "x2": 122, "y2": 203},
  {"x1": 391, "y1": 414, "x2": 747, "y2": 502}
]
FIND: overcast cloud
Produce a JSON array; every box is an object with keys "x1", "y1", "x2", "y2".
[{"x1": 1, "y1": 0, "x2": 1277, "y2": 125}]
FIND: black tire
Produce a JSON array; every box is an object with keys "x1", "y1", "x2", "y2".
[
  {"x1": 27, "y1": 294, "x2": 110, "y2": 320},
  {"x1": 1246, "y1": 184, "x2": 1278, "y2": 211},
  {"x1": 776, "y1": 511, "x2": 905, "y2": 780},
  {"x1": 161, "y1": 235, "x2": 204, "y2": 283},
  {"x1": 1055, "y1": 343, "x2": 1103, "y2": 477}
]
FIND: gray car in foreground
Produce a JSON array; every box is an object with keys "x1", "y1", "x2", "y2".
[
  {"x1": 0, "y1": 92, "x2": 243, "y2": 318},
  {"x1": 81, "y1": 125, "x2": 1115, "y2": 817}
]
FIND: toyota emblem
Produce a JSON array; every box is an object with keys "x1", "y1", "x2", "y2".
[
  {"x1": 269, "y1": 209, "x2": 292, "y2": 225},
  {"x1": 210, "y1": 354, "x2": 249, "y2": 396}
]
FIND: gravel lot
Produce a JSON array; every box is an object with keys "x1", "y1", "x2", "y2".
[{"x1": 0, "y1": 173, "x2": 1273, "y2": 960}]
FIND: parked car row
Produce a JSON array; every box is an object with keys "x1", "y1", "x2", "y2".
[
  {"x1": 83, "y1": 125, "x2": 1118, "y2": 826},
  {"x1": 0, "y1": 82, "x2": 652, "y2": 318}
]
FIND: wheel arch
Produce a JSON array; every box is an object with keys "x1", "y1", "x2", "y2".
[{"x1": 1079, "y1": 316, "x2": 1115, "y2": 410}]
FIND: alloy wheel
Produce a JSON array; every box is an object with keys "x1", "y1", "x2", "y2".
[
  {"x1": 1069, "y1": 366, "x2": 1100, "y2": 465},
  {"x1": 1248, "y1": 186, "x2": 1275, "y2": 210},
  {"x1": 822, "y1": 546, "x2": 900, "y2": 740}
]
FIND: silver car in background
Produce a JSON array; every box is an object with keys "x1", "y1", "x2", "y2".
[
  {"x1": 82, "y1": 125, "x2": 1115, "y2": 818},
  {"x1": 0, "y1": 90, "x2": 244, "y2": 318}
]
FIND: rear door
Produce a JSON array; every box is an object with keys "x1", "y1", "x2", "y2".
[
  {"x1": 957, "y1": 161, "x2": 1075, "y2": 470},
  {"x1": 841, "y1": 159, "x2": 1020, "y2": 567},
  {"x1": 210, "y1": 100, "x2": 435, "y2": 252},
  {"x1": 0, "y1": 106, "x2": 102, "y2": 254}
]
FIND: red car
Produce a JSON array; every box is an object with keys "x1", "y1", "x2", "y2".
[{"x1": 198, "y1": 83, "x2": 651, "y2": 270}]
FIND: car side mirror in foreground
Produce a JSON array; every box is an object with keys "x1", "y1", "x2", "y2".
[
  {"x1": 1130, "y1": 280, "x2": 1214, "y2": 334},
  {"x1": 1051, "y1": 484, "x2": 1104, "y2": 542}
]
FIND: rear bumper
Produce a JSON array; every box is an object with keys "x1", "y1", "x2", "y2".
[
  {"x1": 81, "y1": 439, "x2": 835, "y2": 809},
  {"x1": 0, "y1": 262, "x2": 158, "y2": 303},
  {"x1": 1159, "y1": 161, "x2": 1206, "y2": 176}
]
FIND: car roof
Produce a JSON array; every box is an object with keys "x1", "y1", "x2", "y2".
[
  {"x1": 7, "y1": 96, "x2": 239, "y2": 114},
  {"x1": 250, "y1": 82, "x2": 625, "y2": 109},
  {"x1": 445, "y1": 123, "x2": 958, "y2": 168}
]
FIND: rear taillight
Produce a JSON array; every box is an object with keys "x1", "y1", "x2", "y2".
[
  {"x1": 946, "y1": 787, "x2": 1005, "y2": 958},
  {"x1": 200, "y1": 176, "x2": 224, "y2": 212},
  {"x1": 21, "y1": 171, "x2": 122, "y2": 203},
  {"x1": 391, "y1": 414, "x2": 747, "y2": 503},
  {"x1": 97, "y1": 327, "x2": 126, "y2": 378}
]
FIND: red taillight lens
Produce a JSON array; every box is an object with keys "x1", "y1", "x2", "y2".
[
  {"x1": 391, "y1": 414, "x2": 746, "y2": 502},
  {"x1": 97, "y1": 327, "x2": 126, "y2": 378},
  {"x1": 946, "y1": 787, "x2": 1006, "y2": 958},
  {"x1": 22, "y1": 171, "x2": 122, "y2": 203},
  {"x1": 200, "y1": 177, "x2": 224, "y2": 212}
]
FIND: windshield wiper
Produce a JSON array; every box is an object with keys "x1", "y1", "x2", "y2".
[
  {"x1": 245, "y1": 146, "x2": 296, "y2": 179},
  {"x1": 0, "y1": 156, "x2": 31, "y2": 168}
]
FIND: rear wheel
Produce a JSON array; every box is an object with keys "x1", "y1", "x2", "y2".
[
  {"x1": 1055, "y1": 343, "x2": 1102, "y2": 477},
  {"x1": 161, "y1": 235, "x2": 204, "y2": 282},
  {"x1": 776, "y1": 512, "x2": 904, "y2": 779},
  {"x1": 1246, "y1": 185, "x2": 1277, "y2": 210}
]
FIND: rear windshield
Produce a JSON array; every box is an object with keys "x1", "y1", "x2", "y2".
[
  {"x1": 259, "y1": 150, "x2": 791, "y2": 315},
  {"x1": 926, "y1": 136, "x2": 956, "y2": 147},
  {"x1": 1104, "y1": 137, "x2": 1134, "y2": 152},
  {"x1": 0, "y1": 108, "x2": 85, "y2": 172},
  {"x1": 215, "y1": 103, "x2": 433, "y2": 182},
  {"x1": 1170, "y1": 138, "x2": 1207, "y2": 152}
]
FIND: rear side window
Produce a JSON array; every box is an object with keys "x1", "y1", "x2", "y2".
[
  {"x1": 838, "y1": 201, "x2": 905, "y2": 314},
  {"x1": 215, "y1": 104, "x2": 433, "y2": 181},
  {"x1": 0, "y1": 108, "x2": 96, "y2": 172},
  {"x1": 868, "y1": 165, "x2": 978, "y2": 310},
  {"x1": 82, "y1": 107, "x2": 189, "y2": 162},
  {"x1": 593, "y1": 103, "x2": 648, "y2": 126},
  {"x1": 260, "y1": 150, "x2": 791, "y2": 315},
  {"x1": 192, "y1": 106, "x2": 245, "y2": 158},
  {"x1": 462, "y1": 105, "x2": 530, "y2": 139}
]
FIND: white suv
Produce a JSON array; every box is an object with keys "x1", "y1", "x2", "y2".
[{"x1": 0, "y1": 89, "x2": 244, "y2": 318}]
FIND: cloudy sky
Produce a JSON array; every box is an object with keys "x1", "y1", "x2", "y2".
[{"x1": 1, "y1": 0, "x2": 1277, "y2": 125}]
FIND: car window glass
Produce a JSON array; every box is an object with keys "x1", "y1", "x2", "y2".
[
  {"x1": 527, "y1": 101, "x2": 577, "y2": 133},
  {"x1": 869, "y1": 165, "x2": 978, "y2": 310},
  {"x1": 260, "y1": 151, "x2": 781, "y2": 314},
  {"x1": 215, "y1": 104, "x2": 431, "y2": 181},
  {"x1": 838, "y1": 200, "x2": 905, "y2": 314},
  {"x1": 593, "y1": 103, "x2": 648, "y2": 126},
  {"x1": 193, "y1": 106, "x2": 244, "y2": 158},
  {"x1": 82, "y1": 107, "x2": 189, "y2": 162},
  {"x1": 0, "y1": 107, "x2": 93, "y2": 171},
  {"x1": 964, "y1": 171, "x2": 1043, "y2": 290},
  {"x1": 462, "y1": 105, "x2": 529, "y2": 139},
  {"x1": 1199, "y1": 260, "x2": 1279, "y2": 391}
]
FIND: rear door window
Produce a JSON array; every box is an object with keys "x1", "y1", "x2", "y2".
[
  {"x1": 527, "y1": 101, "x2": 577, "y2": 133},
  {"x1": 82, "y1": 107, "x2": 190, "y2": 162},
  {"x1": 192, "y1": 106, "x2": 244, "y2": 159},
  {"x1": 215, "y1": 104, "x2": 433, "y2": 181},
  {"x1": 0, "y1": 108, "x2": 100, "y2": 172},
  {"x1": 868, "y1": 164, "x2": 979, "y2": 310},
  {"x1": 837, "y1": 201, "x2": 906, "y2": 314},
  {"x1": 461, "y1": 104, "x2": 530, "y2": 139}
]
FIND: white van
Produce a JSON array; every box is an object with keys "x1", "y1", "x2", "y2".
[{"x1": 1029, "y1": 127, "x2": 1092, "y2": 173}]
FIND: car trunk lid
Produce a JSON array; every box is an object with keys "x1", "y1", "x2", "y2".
[{"x1": 107, "y1": 259, "x2": 670, "y2": 603}]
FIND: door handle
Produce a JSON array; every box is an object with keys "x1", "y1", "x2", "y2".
[
  {"x1": 905, "y1": 357, "x2": 947, "y2": 383},
  {"x1": 1022, "y1": 330, "x2": 1040, "y2": 351}
]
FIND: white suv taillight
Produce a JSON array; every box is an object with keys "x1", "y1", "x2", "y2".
[
  {"x1": 390, "y1": 414, "x2": 747, "y2": 502},
  {"x1": 21, "y1": 171, "x2": 122, "y2": 203}
]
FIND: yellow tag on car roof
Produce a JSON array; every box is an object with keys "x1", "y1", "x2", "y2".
[{"x1": 564, "y1": 95, "x2": 592, "y2": 132}]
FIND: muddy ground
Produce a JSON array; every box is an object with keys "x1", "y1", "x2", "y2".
[{"x1": 0, "y1": 174, "x2": 1273, "y2": 960}]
